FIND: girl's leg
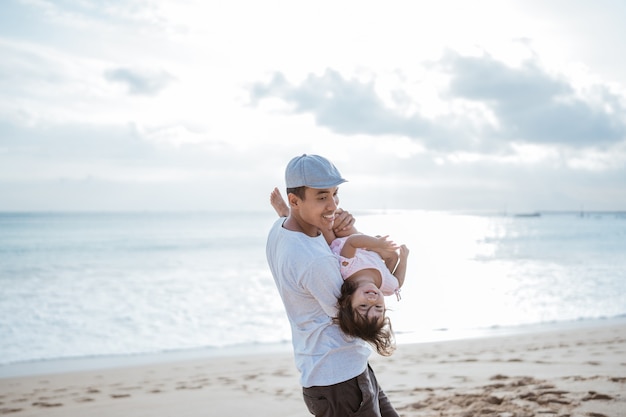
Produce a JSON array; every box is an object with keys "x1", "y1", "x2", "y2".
[
  {"x1": 270, "y1": 187, "x2": 289, "y2": 217},
  {"x1": 392, "y1": 245, "x2": 409, "y2": 288},
  {"x1": 382, "y1": 250, "x2": 399, "y2": 274}
]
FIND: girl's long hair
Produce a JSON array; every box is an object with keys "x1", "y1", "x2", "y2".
[{"x1": 334, "y1": 280, "x2": 396, "y2": 356}]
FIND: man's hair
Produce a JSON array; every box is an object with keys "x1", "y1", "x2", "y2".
[
  {"x1": 334, "y1": 280, "x2": 396, "y2": 356},
  {"x1": 286, "y1": 186, "x2": 306, "y2": 200}
]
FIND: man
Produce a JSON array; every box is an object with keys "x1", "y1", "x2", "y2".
[{"x1": 266, "y1": 154, "x2": 399, "y2": 417}]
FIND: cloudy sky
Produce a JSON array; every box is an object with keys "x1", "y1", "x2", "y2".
[{"x1": 1, "y1": 0, "x2": 625, "y2": 212}]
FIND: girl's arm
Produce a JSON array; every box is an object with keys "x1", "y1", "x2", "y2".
[
  {"x1": 321, "y1": 227, "x2": 338, "y2": 246},
  {"x1": 392, "y1": 245, "x2": 409, "y2": 288},
  {"x1": 339, "y1": 234, "x2": 399, "y2": 259}
]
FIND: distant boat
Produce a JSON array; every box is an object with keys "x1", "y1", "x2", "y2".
[{"x1": 514, "y1": 212, "x2": 541, "y2": 218}]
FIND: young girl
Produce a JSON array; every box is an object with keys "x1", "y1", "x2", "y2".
[{"x1": 270, "y1": 188, "x2": 409, "y2": 356}]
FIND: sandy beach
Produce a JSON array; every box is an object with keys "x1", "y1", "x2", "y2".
[{"x1": 1, "y1": 319, "x2": 624, "y2": 417}]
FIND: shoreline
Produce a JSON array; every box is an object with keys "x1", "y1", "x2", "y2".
[
  {"x1": 2, "y1": 316, "x2": 625, "y2": 379},
  {"x1": 1, "y1": 316, "x2": 624, "y2": 416}
]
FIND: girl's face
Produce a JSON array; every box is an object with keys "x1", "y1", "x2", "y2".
[{"x1": 351, "y1": 282, "x2": 385, "y2": 322}]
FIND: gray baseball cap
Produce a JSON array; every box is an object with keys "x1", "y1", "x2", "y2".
[{"x1": 285, "y1": 154, "x2": 347, "y2": 189}]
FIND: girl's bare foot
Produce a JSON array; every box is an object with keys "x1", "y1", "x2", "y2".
[{"x1": 270, "y1": 187, "x2": 290, "y2": 217}]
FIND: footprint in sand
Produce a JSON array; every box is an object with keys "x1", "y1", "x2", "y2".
[
  {"x1": 11, "y1": 398, "x2": 28, "y2": 404},
  {"x1": 0, "y1": 408, "x2": 23, "y2": 415},
  {"x1": 32, "y1": 401, "x2": 63, "y2": 408},
  {"x1": 75, "y1": 397, "x2": 95, "y2": 403},
  {"x1": 582, "y1": 391, "x2": 613, "y2": 401},
  {"x1": 175, "y1": 385, "x2": 203, "y2": 390},
  {"x1": 272, "y1": 369, "x2": 291, "y2": 377}
]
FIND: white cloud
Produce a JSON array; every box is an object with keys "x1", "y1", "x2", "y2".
[
  {"x1": 1, "y1": 0, "x2": 625, "y2": 211},
  {"x1": 104, "y1": 67, "x2": 175, "y2": 95}
]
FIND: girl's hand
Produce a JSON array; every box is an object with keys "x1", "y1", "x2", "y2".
[{"x1": 372, "y1": 235, "x2": 400, "y2": 256}]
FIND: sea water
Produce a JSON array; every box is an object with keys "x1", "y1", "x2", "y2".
[{"x1": 1, "y1": 210, "x2": 625, "y2": 370}]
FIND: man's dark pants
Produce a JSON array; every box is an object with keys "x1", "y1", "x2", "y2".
[{"x1": 302, "y1": 364, "x2": 399, "y2": 417}]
